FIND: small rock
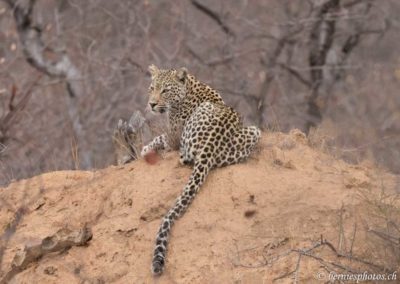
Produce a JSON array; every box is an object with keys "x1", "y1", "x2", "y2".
[
  {"x1": 44, "y1": 266, "x2": 57, "y2": 275},
  {"x1": 272, "y1": 146, "x2": 285, "y2": 166},
  {"x1": 248, "y1": 194, "x2": 255, "y2": 204},
  {"x1": 289, "y1": 129, "x2": 307, "y2": 145},
  {"x1": 125, "y1": 198, "x2": 133, "y2": 207},
  {"x1": 271, "y1": 147, "x2": 295, "y2": 169},
  {"x1": 244, "y1": 209, "x2": 257, "y2": 218},
  {"x1": 283, "y1": 160, "x2": 296, "y2": 170}
]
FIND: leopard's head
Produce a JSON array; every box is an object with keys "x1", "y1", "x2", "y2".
[{"x1": 147, "y1": 65, "x2": 188, "y2": 113}]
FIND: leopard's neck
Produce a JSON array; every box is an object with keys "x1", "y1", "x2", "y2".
[{"x1": 167, "y1": 74, "x2": 224, "y2": 128}]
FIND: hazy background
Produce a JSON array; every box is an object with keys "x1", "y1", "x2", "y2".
[{"x1": 1, "y1": 0, "x2": 399, "y2": 185}]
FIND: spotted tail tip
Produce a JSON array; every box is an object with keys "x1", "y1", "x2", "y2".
[{"x1": 151, "y1": 256, "x2": 165, "y2": 276}]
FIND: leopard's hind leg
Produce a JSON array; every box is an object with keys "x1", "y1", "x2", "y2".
[{"x1": 216, "y1": 126, "x2": 261, "y2": 167}]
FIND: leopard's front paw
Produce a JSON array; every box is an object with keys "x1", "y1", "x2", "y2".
[{"x1": 141, "y1": 145, "x2": 152, "y2": 157}]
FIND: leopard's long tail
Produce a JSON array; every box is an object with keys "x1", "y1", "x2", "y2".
[{"x1": 151, "y1": 157, "x2": 211, "y2": 275}]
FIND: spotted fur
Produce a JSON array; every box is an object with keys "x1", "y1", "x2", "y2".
[{"x1": 142, "y1": 65, "x2": 261, "y2": 275}]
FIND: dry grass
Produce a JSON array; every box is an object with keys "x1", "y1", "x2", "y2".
[{"x1": 0, "y1": 0, "x2": 399, "y2": 184}]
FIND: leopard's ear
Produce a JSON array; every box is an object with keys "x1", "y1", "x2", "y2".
[
  {"x1": 176, "y1": 67, "x2": 188, "y2": 83},
  {"x1": 148, "y1": 64, "x2": 159, "y2": 77}
]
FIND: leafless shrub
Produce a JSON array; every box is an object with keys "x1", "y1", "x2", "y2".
[
  {"x1": 0, "y1": 0, "x2": 398, "y2": 183},
  {"x1": 2, "y1": 0, "x2": 91, "y2": 168}
]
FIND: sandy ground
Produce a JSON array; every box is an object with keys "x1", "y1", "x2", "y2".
[{"x1": 0, "y1": 130, "x2": 398, "y2": 284}]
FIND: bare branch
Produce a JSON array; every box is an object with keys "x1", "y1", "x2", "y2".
[
  {"x1": 3, "y1": 0, "x2": 92, "y2": 168},
  {"x1": 307, "y1": 0, "x2": 340, "y2": 130},
  {"x1": 257, "y1": 25, "x2": 304, "y2": 128},
  {"x1": 190, "y1": 0, "x2": 234, "y2": 37},
  {"x1": 278, "y1": 63, "x2": 312, "y2": 88},
  {"x1": 0, "y1": 75, "x2": 41, "y2": 148}
]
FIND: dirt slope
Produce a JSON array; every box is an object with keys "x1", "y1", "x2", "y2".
[{"x1": 0, "y1": 130, "x2": 398, "y2": 283}]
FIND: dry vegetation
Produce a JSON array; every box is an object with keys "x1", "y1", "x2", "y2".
[
  {"x1": 0, "y1": 0, "x2": 399, "y2": 184},
  {"x1": 0, "y1": 2, "x2": 399, "y2": 283}
]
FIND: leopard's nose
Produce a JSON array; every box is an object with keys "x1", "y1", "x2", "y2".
[{"x1": 149, "y1": 103, "x2": 157, "y2": 109}]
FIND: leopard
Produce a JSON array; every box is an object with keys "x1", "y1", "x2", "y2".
[{"x1": 141, "y1": 65, "x2": 261, "y2": 275}]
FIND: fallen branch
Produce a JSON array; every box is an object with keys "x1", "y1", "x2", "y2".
[
  {"x1": 368, "y1": 229, "x2": 400, "y2": 246},
  {"x1": 233, "y1": 235, "x2": 392, "y2": 282},
  {"x1": 0, "y1": 226, "x2": 92, "y2": 284}
]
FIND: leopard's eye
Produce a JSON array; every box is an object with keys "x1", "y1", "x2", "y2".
[
  {"x1": 161, "y1": 88, "x2": 170, "y2": 94},
  {"x1": 149, "y1": 86, "x2": 154, "y2": 91}
]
